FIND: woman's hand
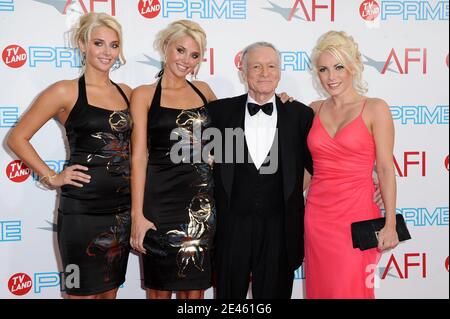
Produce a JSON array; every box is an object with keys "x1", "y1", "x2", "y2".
[
  {"x1": 377, "y1": 225, "x2": 399, "y2": 252},
  {"x1": 277, "y1": 92, "x2": 295, "y2": 103},
  {"x1": 130, "y1": 215, "x2": 157, "y2": 254},
  {"x1": 43, "y1": 164, "x2": 91, "y2": 189}
]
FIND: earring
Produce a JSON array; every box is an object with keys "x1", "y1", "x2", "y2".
[{"x1": 81, "y1": 52, "x2": 86, "y2": 66}]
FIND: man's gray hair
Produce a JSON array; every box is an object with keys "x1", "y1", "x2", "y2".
[{"x1": 240, "y1": 42, "x2": 281, "y2": 73}]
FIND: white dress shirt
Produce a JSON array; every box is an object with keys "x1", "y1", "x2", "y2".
[{"x1": 244, "y1": 95, "x2": 278, "y2": 170}]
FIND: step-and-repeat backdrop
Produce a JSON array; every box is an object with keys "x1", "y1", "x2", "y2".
[{"x1": 0, "y1": 0, "x2": 448, "y2": 299}]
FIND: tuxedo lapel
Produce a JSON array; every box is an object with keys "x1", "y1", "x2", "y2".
[
  {"x1": 220, "y1": 94, "x2": 248, "y2": 202},
  {"x1": 276, "y1": 97, "x2": 297, "y2": 202}
]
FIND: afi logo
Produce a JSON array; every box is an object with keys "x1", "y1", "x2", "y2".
[
  {"x1": 394, "y1": 152, "x2": 426, "y2": 177},
  {"x1": 33, "y1": 0, "x2": 116, "y2": 15},
  {"x1": 139, "y1": 0, "x2": 161, "y2": 19},
  {"x1": 383, "y1": 48, "x2": 427, "y2": 74},
  {"x1": 2, "y1": 45, "x2": 27, "y2": 68},
  {"x1": 289, "y1": 0, "x2": 335, "y2": 21},
  {"x1": 382, "y1": 253, "x2": 427, "y2": 279},
  {"x1": 8, "y1": 273, "x2": 32, "y2": 296},
  {"x1": 445, "y1": 155, "x2": 449, "y2": 171},
  {"x1": 6, "y1": 160, "x2": 31, "y2": 183},
  {"x1": 360, "y1": 0, "x2": 380, "y2": 21},
  {"x1": 446, "y1": 257, "x2": 449, "y2": 272}
]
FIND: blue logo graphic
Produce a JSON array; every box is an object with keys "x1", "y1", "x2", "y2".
[
  {"x1": 364, "y1": 55, "x2": 398, "y2": 74},
  {"x1": 294, "y1": 265, "x2": 305, "y2": 280},
  {"x1": 34, "y1": 272, "x2": 64, "y2": 293},
  {"x1": 138, "y1": 54, "x2": 163, "y2": 69},
  {"x1": 0, "y1": 106, "x2": 19, "y2": 128},
  {"x1": 0, "y1": 0, "x2": 14, "y2": 11},
  {"x1": 29, "y1": 47, "x2": 81, "y2": 68},
  {"x1": 390, "y1": 105, "x2": 449, "y2": 125},
  {"x1": 0, "y1": 220, "x2": 22, "y2": 242},
  {"x1": 161, "y1": 0, "x2": 247, "y2": 19},
  {"x1": 32, "y1": 0, "x2": 67, "y2": 13},
  {"x1": 381, "y1": 1, "x2": 449, "y2": 21},
  {"x1": 38, "y1": 220, "x2": 57, "y2": 232},
  {"x1": 262, "y1": 1, "x2": 304, "y2": 21},
  {"x1": 399, "y1": 207, "x2": 449, "y2": 226},
  {"x1": 32, "y1": 160, "x2": 68, "y2": 181},
  {"x1": 280, "y1": 51, "x2": 311, "y2": 72}
]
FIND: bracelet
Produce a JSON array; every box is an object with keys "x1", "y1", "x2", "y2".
[{"x1": 39, "y1": 170, "x2": 57, "y2": 183}]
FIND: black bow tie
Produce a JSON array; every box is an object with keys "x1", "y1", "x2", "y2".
[{"x1": 247, "y1": 102, "x2": 274, "y2": 116}]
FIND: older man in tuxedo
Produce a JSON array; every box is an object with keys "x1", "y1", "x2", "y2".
[{"x1": 207, "y1": 42, "x2": 314, "y2": 299}]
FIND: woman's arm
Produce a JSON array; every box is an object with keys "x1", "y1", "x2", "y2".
[
  {"x1": 7, "y1": 80, "x2": 90, "y2": 188},
  {"x1": 370, "y1": 98, "x2": 399, "y2": 251},
  {"x1": 129, "y1": 85, "x2": 157, "y2": 254}
]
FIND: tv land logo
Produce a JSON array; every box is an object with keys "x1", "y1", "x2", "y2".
[
  {"x1": 364, "y1": 48, "x2": 428, "y2": 75},
  {"x1": 8, "y1": 273, "x2": 32, "y2": 296},
  {"x1": 0, "y1": 0, "x2": 14, "y2": 11},
  {"x1": 5, "y1": 160, "x2": 67, "y2": 183},
  {"x1": 138, "y1": 48, "x2": 216, "y2": 75},
  {"x1": 6, "y1": 160, "x2": 31, "y2": 183},
  {"x1": 0, "y1": 220, "x2": 22, "y2": 242},
  {"x1": 360, "y1": 0, "x2": 380, "y2": 21},
  {"x1": 379, "y1": 253, "x2": 427, "y2": 279},
  {"x1": 32, "y1": 0, "x2": 116, "y2": 16},
  {"x1": 2, "y1": 45, "x2": 82, "y2": 69},
  {"x1": 445, "y1": 155, "x2": 449, "y2": 171},
  {"x1": 390, "y1": 105, "x2": 449, "y2": 125},
  {"x1": 446, "y1": 257, "x2": 449, "y2": 272},
  {"x1": 138, "y1": 0, "x2": 247, "y2": 19},
  {"x1": 8, "y1": 267, "x2": 80, "y2": 296},
  {"x1": 2, "y1": 45, "x2": 27, "y2": 68},
  {"x1": 263, "y1": 0, "x2": 335, "y2": 22},
  {"x1": 366, "y1": 0, "x2": 449, "y2": 21},
  {"x1": 0, "y1": 106, "x2": 19, "y2": 128},
  {"x1": 234, "y1": 50, "x2": 311, "y2": 72}
]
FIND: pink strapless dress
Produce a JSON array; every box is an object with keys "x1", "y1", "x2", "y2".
[{"x1": 305, "y1": 105, "x2": 381, "y2": 299}]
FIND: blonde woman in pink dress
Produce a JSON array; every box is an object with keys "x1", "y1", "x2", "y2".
[{"x1": 304, "y1": 31, "x2": 399, "y2": 299}]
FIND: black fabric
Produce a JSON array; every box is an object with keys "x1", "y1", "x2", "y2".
[
  {"x1": 207, "y1": 95, "x2": 314, "y2": 273},
  {"x1": 215, "y1": 132, "x2": 292, "y2": 298},
  {"x1": 247, "y1": 102, "x2": 274, "y2": 116},
  {"x1": 142, "y1": 79, "x2": 215, "y2": 291},
  {"x1": 207, "y1": 95, "x2": 314, "y2": 299},
  {"x1": 351, "y1": 214, "x2": 412, "y2": 250},
  {"x1": 58, "y1": 75, "x2": 131, "y2": 295}
]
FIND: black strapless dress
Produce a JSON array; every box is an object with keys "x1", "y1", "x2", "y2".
[
  {"x1": 58, "y1": 75, "x2": 131, "y2": 296},
  {"x1": 142, "y1": 79, "x2": 216, "y2": 291}
]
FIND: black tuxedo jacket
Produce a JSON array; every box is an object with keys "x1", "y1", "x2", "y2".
[{"x1": 207, "y1": 94, "x2": 314, "y2": 270}]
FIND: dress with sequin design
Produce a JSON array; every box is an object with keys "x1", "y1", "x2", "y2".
[
  {"x1": 142, "y1": 79, "x2": 215, "y2": 291},
  {"x1": 58, "y1": 75, "x2": 132, "y2": 296}
]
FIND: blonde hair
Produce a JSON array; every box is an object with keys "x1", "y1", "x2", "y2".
[
  {"x1": 71, "y1": 12, "x2": 125, "y2": 69},
  {"x1": 154, "y1": 20, "x2": 207, "y2": 76},
  {"x1": 311, "y1": 31, "x2": 367, "y2": 95}
]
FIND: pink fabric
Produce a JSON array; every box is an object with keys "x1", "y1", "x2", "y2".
[{"x1": 305, "y1": 104, "x2": 381, "y2": 299}]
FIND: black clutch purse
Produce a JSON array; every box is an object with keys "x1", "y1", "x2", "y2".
[
  {"x1": 351, "y1": 214, "x2": 411, "y2": 251},
  {"x1": 143, "y1": 229, "x2": 168, "y2": 258}
]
